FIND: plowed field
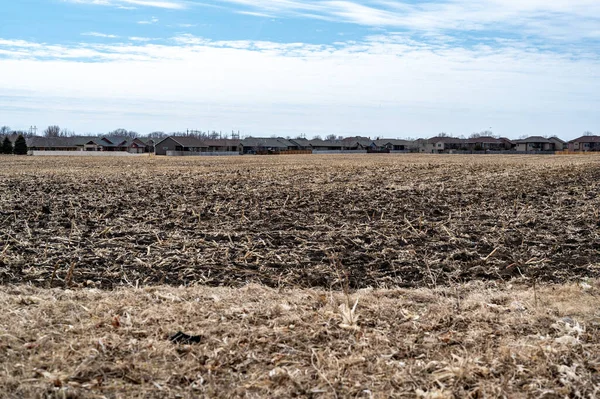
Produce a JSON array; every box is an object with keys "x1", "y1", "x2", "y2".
[{"x1": 1, "y1": 154, "x2": 599, "y2": 289}]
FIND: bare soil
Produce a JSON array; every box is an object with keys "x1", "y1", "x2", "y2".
[{"x1": 1, "y1": 154, "x2": 599, "y2": 289}]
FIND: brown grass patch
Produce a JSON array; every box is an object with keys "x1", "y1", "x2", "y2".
[{"x1": 1, "y1": 281, "x2": 600, "y2": 398}]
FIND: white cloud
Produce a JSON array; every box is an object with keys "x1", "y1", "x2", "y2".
[
  {"x1": 82, "y1": 32, "x2": 119, "y2": 38},
  {"x1": 0, "y1": 35, "x2": 598, "y2": 138},
  {"x1": 217, "y1": 0, "x2": 600, "y2": 42},
  {"x1": 236, "y1": 10, "x2": 275, "y2": 18},
  {"x1": 65, "y1": 0, "x2": 184, "y2": 9},
  {"x1": 128, "y1": 36, "x2": 155, "y2": 41},
  {"x1": 138, "y1": 17, "x2": 159, "y2": 24}
]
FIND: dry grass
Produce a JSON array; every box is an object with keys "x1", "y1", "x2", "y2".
[
  {"x1": 1, "y1": 281, "x2": 600, "y2": 398},
  {"x1": 1, "y1": 154, "x2": 600, "y2": 397}
]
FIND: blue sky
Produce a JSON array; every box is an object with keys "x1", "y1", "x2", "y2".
[{"x1": 1, "y1": 0, "x2": 599, "y2": 139}]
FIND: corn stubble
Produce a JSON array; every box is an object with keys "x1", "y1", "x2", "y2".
[{"x1": 0, "y1": 154, "x2": 599, "y2": 397}]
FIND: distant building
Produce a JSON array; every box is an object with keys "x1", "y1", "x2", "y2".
[
  {"x1": 154, "y1": 136, "x2": 208, "y2": 155},
  {"x1": 238, "y1": 138, "x2": 296, "y2": 154},
  {"x1": 422, "y1": 137, "x2": 466, "y2": 153},
  {"x1": 465, "y1": 136, "x2": 514, "y2": 151},
  {"x1": 514, "y1": 136, "x2": 557, "y2": 152},
  {"x1": 307, "y1": 139, "x2": 344, "y2": 151},
  {"x1": 373, "y1": 139, "x2": 414, "y2": 151},
  {"x1": 28, "y1": 136, "x2": 96, "y2": 151},
  {"x1": 568, "y1": 135, "x2": 600, "y2": 152},
  {"x1": 340, "y1": 137, "x2": 375, "y2": 150}
]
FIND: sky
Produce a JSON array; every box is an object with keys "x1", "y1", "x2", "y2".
[{"x1": 0, "y1": 0, "x2": 599, "y2": 139}]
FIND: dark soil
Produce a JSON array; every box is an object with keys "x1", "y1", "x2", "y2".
[{"x1": 1, "y1": 155, "x2": 599, "y2": 289}]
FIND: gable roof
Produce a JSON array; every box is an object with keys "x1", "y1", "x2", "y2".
[
  {"x1": 341, "y1": 136, "x2": 374, "y2": 147},
  {"x1": 308, "y1": 139, "x2": 344, "y2": 148},
  {"x1": 427, "y1": 136, "x2": 464, "y2": 144},
  {"x1": 155, "y1": 136, "x2": 210, "y2": 148},
  {"x1": 465, "y1": 136, "x2": 502, "y2": 144},
  {"x1": 99, "y1": 136, "x2": 132, "y2": 147},
  {"x1": 27, "y1": 136, "x2": 98, "y2": 148},
  {"x1": 374, "y1": 139, "x2": 414, "y2": 146},
  {"x1": 289, "y1": 138, "x2": 311, "y2": 147},
  {"x1": 240, "y1": 137, "x2": 294, "y2": 148},
  {"x1": 514, "y1": 136, "x2": 551, "y2": 144},
  {"x1": 569, "y1": 135, "x2": 600, "y2": 143},
  {"x1": 199, "y1": 138, "x2": 241, "y2": 147}
]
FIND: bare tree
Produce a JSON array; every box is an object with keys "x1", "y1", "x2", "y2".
[
  {"x1": 325, "y1": 134, "x2": 337, "y2": 141},
  {"x1": 148, "y1": 131, "x2": 167, "y2": 139},
  {"x1": 109, "y1": 128, "x2": 138, "y2": 138},
  {"x1": 438, "y1": 132, "x2": 449, "y2": 137},
  {"x1": 61, "y1": 128, "x2": 76, "y2": 137},
  {"x1": 0, "y1": 126, "x2": 10, "y2": 135},
  {"x1": 312, "y1": 135, "x2": 322, "y2": 140},
  {"x1": 44, "y1": 125, "x2": 61, "y2": 137}
]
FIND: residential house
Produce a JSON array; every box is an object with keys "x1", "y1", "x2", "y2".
[
  {"x1": 28, "y1": 136, "x2": 98, "y2": 151},
  {"x1": 154, "y1": 136, "x2": 208, "y2": 155},
  {"x1": 341, "y1": 137, "x2": 375, "y2": 150},
  {"x1": 568, "y1": 135, "x2": 600, "y2": 152},
  {"x1": 548, "y1": 136, "x2": 566, "y2": 151},
  {"x1": 465, "y1": 136, "x2": 514, "y2": 151},
  {"x1": 374, "y1": 139, "x2": 414, "y2": 151},
  {"x1": 93, "y1": 136, "x2": 145, "y2": 152},
  {"x1": 305, "y1": 139, "x2": 342, "y2": 151},
  {"x1": 238, "y1": 137, "x2": 296, "y2": 154},
  {"x1": 422, "y1": 137, "x2": 466, "y2": 153},
  {"x1": 200, "y1": 139, "x2": 241, "y2": 152},
  {"x1": 288, "y1": 138, "x2": 312, "y2": 150},
  {"x1": 137, "y1": 137, "x2": 156, "y2": 153},
  {"x1": 514, "y1": 136, "x2": 556, "y2": 152}
]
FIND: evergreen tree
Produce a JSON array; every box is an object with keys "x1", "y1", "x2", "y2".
[
  {"x1": 13, "y1": 135, "x2": 28, "y2": 155},
  {"x1": 1, "y1": 136, "x2": 12, "y2": 154}
]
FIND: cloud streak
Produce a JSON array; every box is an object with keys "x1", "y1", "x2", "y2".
[
  {"x1": 0, "y1": 33, "x2": 598, "y2": 137},
  {"x1": 215, "y1": 0, "x2": 600, "y2": 43},
  {"x1": 82, "y1": 32, "x2": 119, "y2": 38},
  {"x1": 138, "y1": 16, "x2": 159, "y2": 24},
  {"x1": 65, "y1": 0, "x2": 185, "y2": 9}
]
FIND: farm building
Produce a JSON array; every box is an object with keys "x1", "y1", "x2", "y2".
[
  {"x1": 514, "y1": 136, "x2": 558, "y2": 152},
  {"x1": 568, "y1": 135, "x2": 600, "y2": 152},
  {"x1": 155, "y1": 136, "x2": 208, "y2": 155}
]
